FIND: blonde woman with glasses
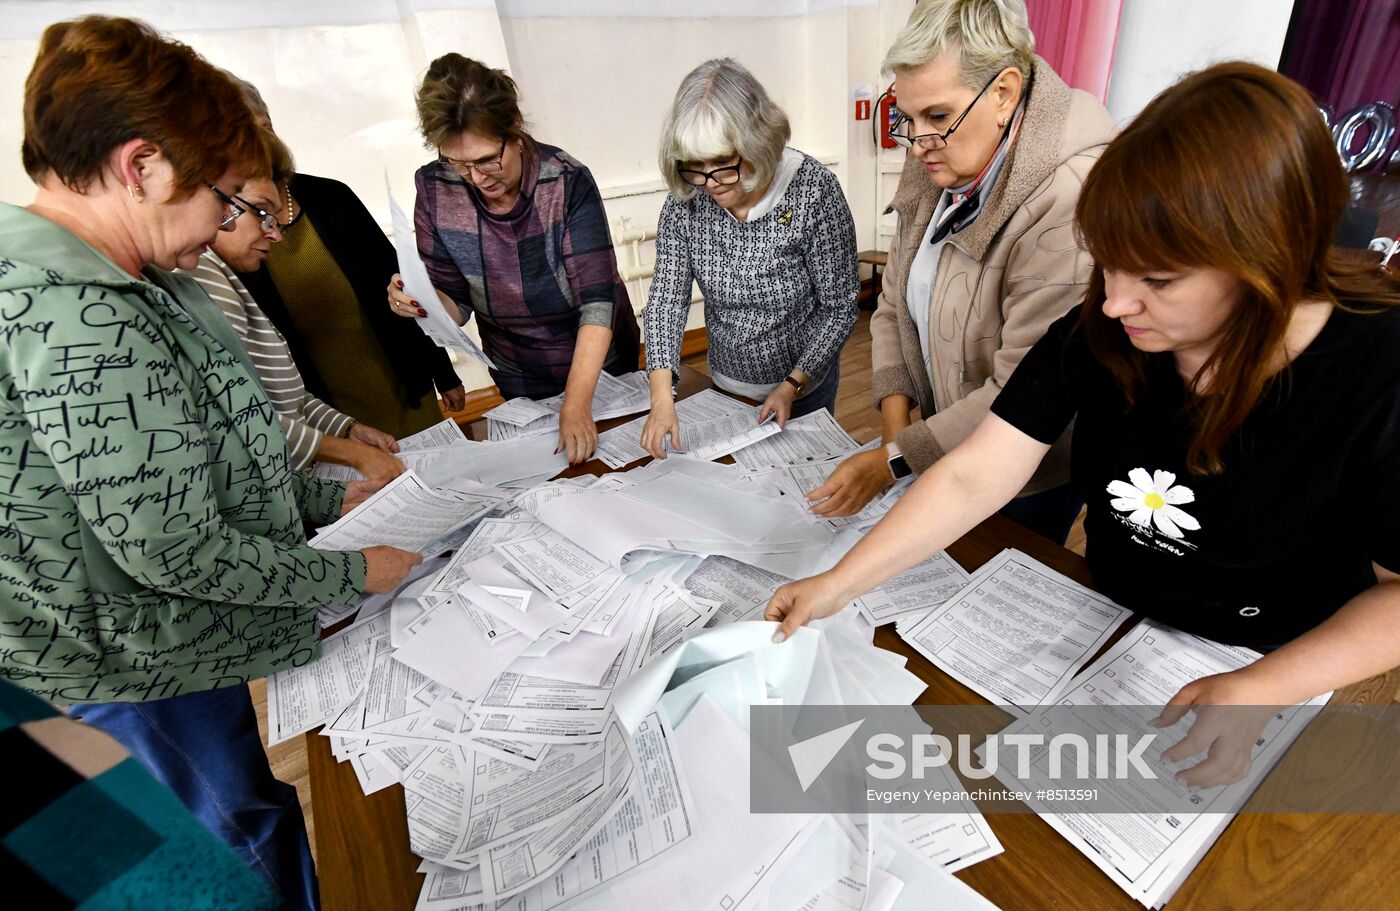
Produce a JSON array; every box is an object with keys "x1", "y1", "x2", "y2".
[
  {"x1": 806, "y1": 0, "x2": 1114, "y2": 543},
  {"x1": 640, "y1": 58, "x2": 859, "y2": 459}
]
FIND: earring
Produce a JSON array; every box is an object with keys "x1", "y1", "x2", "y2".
[
  {"x1": 126, "y1": 184, "x2": 145, "y2": 202},
  {"x1": 997, "y1": 118, "x2": 1008, "y2": 128}
]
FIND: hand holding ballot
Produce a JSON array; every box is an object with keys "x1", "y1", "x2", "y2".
[{"x1": 361, "y1": 545, "x2": 424, "y2": 594}]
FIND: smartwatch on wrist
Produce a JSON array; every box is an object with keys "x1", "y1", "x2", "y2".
[{"x1": 885, "y1": 440, "x2": 912, "y2": 480}]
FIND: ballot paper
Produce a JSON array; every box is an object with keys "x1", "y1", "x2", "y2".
[
  {"x1": 899, "y1": 549, "x2": 1131, "y2": 712},
  {"x1": 310, "y1": 448, "x2": 458, "y2": 483},
  {"x1": 595, "y1": 388, "x2": 753, "y2": 468},
  {"x1": 399, "y1": 418, "x2": 470, "y2": 452},
  {"x1": 486, "y1": 370, "x2": 651, "y2": 439},
  {"x1": 855, "y1": 550, "x2": 970, "y2": 625},
  {"x1": 594, "y1": 697, "x2": 808, "y2": 911},
  {"x1": 388, "y1": 176, "x2": 495, "y2": 368},
  {"x1": 503, "y1": 709, "x2": 695, "y2": 909},
  {"x1": 732, "y1": 409, "x2": 861, "y2": 472},
  {"x1": 393, "y1": 597, "x2": 536, "y2": 702},
  {"x1": 796, "y1": 862, "x2": 904, "y2": 911},
  {"x1": 432, "y1": 518, "x2": 549, "y2": 593},
  {"x1": 991, "y1": 619, "x2": 1330, "y2": 909},
  {"x1": 309, "y1": 471, "x2": 494, "y2": 556},
  {"x1": 417, "y1": 435, "x2": 570, "y2": 489},
  {"x1": 684, "y1": 555, "x2": 791, "y2": 626},
  {"x1": 402, "y1": 745, "x2": 470, "y2": 861},
  {"x1": 898, "y1": 813, "x2": 1004, "y2": 874},
  {"x1": 863, "y1": 815, "x2": 1002, "y2": 911},
  {"x1": 265, "y1": 611, "x2": 390, "y2": 745},
  {"x1": 750, "y1": 447, "x2": 896, "y2": 524},
  {"x1": 674, "y1": 412, "x2": 782, "y2": 462},
  {"x1": 477, "y1": 713, "x2": 638, "y2": 900}
]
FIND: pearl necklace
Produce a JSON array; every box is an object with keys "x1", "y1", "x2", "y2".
[{"x1": 285, "y1": 182, "x2": 296, "y2": 225}]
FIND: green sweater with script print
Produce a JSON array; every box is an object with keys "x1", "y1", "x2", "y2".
[{"x1": 0, "y1": 204, "x2": 365, "y2": 704}]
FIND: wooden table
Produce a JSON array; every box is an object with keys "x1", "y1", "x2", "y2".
[{"x1": 308, "y1": 373, "x2": 1400, "y2": 911}]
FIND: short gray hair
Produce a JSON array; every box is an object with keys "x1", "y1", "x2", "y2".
[
  {"x1": 883, "y1": 0, "x2": 1035, "y2": 88},
  {"x1": 657, "y1": 58, "x2": 791, "y2": 201},
  {"x1": 224, "y1": 72, "x2": 272, "y2": 128}
]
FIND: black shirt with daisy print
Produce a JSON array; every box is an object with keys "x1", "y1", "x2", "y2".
[{"x1": 991, "y1": 303, "x2": 1400, "y2": 648}]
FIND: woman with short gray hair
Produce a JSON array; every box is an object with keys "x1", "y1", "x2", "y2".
[{"x1": 641, "y1": 58, "x2": 858, "y2": 459}]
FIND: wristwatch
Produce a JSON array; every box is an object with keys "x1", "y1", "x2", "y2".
[
  {"x1": 782, "y1": 374, "x2": 805, "y2": 395},
  {"x1": 885, "y1": 440, "x2": 913, "y2": 480}
]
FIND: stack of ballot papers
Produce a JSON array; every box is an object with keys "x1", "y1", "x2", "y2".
[
  {"x1": 987, "y1": 620, "x2": 1330, "y2": 908},
  {"x1": 274, "y1": 420, "x2": 1330, "y2": 911},
  {"x1": 486, "y1": 370, "x2": 651, "y2": 441},
  {"x1": 270, "y1": 452, "x2": 1018, "y2": 910}
]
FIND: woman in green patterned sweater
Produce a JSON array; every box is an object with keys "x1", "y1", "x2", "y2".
[{"x1": 1, "y1": 16, "x2": 420, "y2": 910}]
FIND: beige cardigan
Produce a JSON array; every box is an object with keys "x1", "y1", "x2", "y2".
[{"x1": 871, "y1": 58, "x2": 1115, "y2": 494}]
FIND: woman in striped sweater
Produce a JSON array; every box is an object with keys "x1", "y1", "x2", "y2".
[{"x1": 187, "y1": 131, "x2": 405, "y2": 482}]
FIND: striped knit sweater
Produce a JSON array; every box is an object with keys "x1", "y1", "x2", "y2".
[{"x1": 187, "y1": 252, "x2": 354, "y2": 468}]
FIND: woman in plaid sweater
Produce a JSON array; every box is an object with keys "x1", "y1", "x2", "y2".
[{"x1": 387, "y1": 54, "x2": 640, "y2": 464}]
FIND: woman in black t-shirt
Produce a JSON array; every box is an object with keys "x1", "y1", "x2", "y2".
[{"x1": 765, "y1": 62, "x2": 1400, "y2": 787}]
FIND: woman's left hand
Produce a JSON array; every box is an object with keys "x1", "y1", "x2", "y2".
[
  {"x1": 348, "y1": 422, "x2": 400, "y2": 453},
  {"x1": 440, "y1": 386, "x2": 467, "y2": 414},
  {"x1": 557, "y1": 402, "x2": 598, "y2": 465},
  {"x1": 759, "y1": 382, "x2": 798, "y2": 429},
  {"x1": 1155, "y1": 670, "x2": 1280, "y2": 789},
  {"x1": 342, "y1": 478, "x2": 387, "y2": 515}
]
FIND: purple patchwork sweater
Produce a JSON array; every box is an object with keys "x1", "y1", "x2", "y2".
[{"x1": 415, "y1": 139, "x2": 640, "y2": 399}]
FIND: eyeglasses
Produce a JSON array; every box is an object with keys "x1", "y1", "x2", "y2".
[
  {"x1": 676, "y1": 159, "x2": 743, "y2": 188},
  {"x1": 208, "y1": 184, "x2": 245, "y2": 231},
  {"x1": 439, "y1": 139, "x2": 508, "y2": 178},
  {"x1": 887, "y1": 73, "x2": 999, "y2": 151},
  {"x1": 234, "y1": 196, "x2": 292, "y2": 234}
]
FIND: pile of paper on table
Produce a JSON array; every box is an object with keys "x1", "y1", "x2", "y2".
[{"x1": 268, "y1": 411, "x2": 1016, "y2": 910}]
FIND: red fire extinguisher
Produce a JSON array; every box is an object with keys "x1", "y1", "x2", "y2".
[{"x1": 875, "y1": 83, "x2": 899, "y2": 149}]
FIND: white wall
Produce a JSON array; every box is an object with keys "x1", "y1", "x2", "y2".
[
  {"x1": 1, "y1": 0, "x2": 892, "y2": 392},
  {"x1": 1105, "y1": 0, "x2": 1294, "y2": 124}
]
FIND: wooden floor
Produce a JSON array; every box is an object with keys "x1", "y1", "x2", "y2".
[{"x1": 249, "y1": 309, "x2": 1086, "y2": 860}]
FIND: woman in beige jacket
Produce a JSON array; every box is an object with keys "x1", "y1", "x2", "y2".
[{"x1": 809, "y1": 0, "x2": 1114, "y2": 542}]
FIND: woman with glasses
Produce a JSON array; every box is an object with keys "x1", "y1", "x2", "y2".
[
  {"x1": 386, "y1": 54, "x2": 640, "y2": 464},
  {"x1": 232, "y1": 83, "x2": 467, "y2": 441},
  {"x1": 186, "y1": 128, "x2": 406, "y2": 482},
  {"x1": 805, "y1": 0, "x2": 1114, "y2": 543},
  {"x1": 769, "y1": 61, "x2": 1400, "y2": 787},
  {"x1": 0, "y1": 17, "x2": 422, "y2": 909},
  {"x1": 640, "y1": 58, "x2": 859, "y2": 459}
]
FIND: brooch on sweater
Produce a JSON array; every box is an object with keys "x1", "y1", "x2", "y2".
[{"x1": 777, "y1": 208, "x2": 794, "y2": 226}]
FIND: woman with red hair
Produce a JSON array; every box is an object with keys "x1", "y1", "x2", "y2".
[
  {"x1": 767, "y1": 62, "x2": 1400, "y2": 787},
  {"x1": 1, "y1": 16, "x2": 419, "y2": 909}
]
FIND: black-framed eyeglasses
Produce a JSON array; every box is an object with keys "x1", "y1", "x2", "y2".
[
  {"x1": 208, "y1": 184, "x2": 245, "y2": 231},
  {"x1": 234, "y1": 196, "x2": 292, "y2": 234},
  {"x1": 439, "y1": 138, "x2": 508, "y2": 177},
  {"x1": 676, "y1": 158, "x2": 743, "y2": 188},
  {"x1": 888, "y1": 73, "x2": 999, "y2": 151}
]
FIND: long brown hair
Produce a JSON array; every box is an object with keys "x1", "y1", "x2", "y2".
[{"x1": 1075, "y1": 61, "x2": 1400, "y2": 475}]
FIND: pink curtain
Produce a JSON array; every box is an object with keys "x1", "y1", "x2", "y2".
[{"x1": 1025, "y1": 0, "x2": 1123, "y2": 102}]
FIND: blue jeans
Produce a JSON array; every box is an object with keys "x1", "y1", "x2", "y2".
[
  {"x1": 791, "y1": 363, "x2": 841, "y2": 419},
  {"x1": 998, "y1": 483, "x2": 1084, "y2": 545},
  {"x1": 71, "y1": 685, "x2": 319, "y2": 911}
]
